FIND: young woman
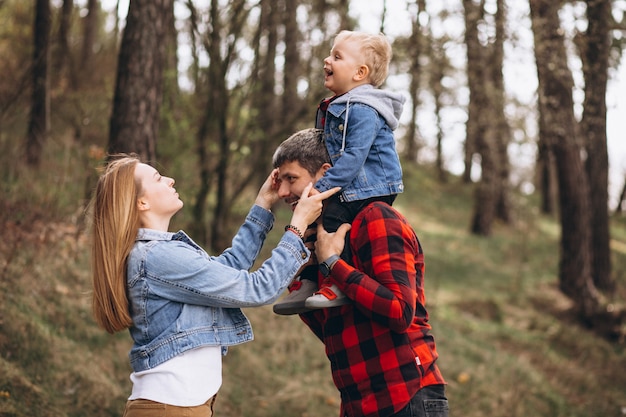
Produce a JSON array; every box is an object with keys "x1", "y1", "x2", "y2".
[{"x1": 91, "y1": 155, "x2": 337, "y2": 417}]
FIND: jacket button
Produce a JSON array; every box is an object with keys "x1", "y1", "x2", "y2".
[
  {"x1": 301, "y1": 252, "x2": 307, "y2": 259},
  {"x1": 338, "y1": 124, "x2": 344, "y2": 131}
]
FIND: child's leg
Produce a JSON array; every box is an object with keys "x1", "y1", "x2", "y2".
[
  {"x1": 304, "y1": 196, "x2": 352, "y2": 308},
  {"x1": 307, "y1": 196, "x2": 397, "y2": 309},
  {"x1": 273, "y1": 223, "x2": 320, "y2": 315},
  {"x1": 319, "y1": 195, "x2": 354, "y2": 263},
  {"x1": 322, "y1": 194, "x2": 396, "y2": 263}
]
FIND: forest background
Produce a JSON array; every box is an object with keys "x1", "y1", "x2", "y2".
[{"x1": 1, "y1": 0, "x2": 626, "y2": 416}]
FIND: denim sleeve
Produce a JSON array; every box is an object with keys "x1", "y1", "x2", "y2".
[
  {"x1": 144, "y1": 227, "x2": 310, "y2": 308},
  {"x1": 213, "y1": 204, "x2": 274, "y2": 270},
  {"x1": 315, "y1": 104, "x2": 381, "y2": 192}
]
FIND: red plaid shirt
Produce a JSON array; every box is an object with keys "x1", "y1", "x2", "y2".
[
  {"x1": 315, "y1": 96, "x2": 337, "y2": 128},
  {"x1": 301, "y1": 202, "x2": 445, "y2": 417}
]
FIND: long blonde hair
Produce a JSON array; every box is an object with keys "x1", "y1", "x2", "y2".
[{"x1": 91, "y1": 155, "x2": 142, "y2": 333}]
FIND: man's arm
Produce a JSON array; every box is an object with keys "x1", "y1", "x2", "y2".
[{"x1": 315, "y1": 203, "x2": 422, "y2": 332}]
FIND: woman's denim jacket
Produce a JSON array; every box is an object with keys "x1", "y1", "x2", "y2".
[
  {"x1": 126, "y1": 205, "x2": 309, "y2": 372},
  {"x1": 315, "y1": 84, "x2": 405, "y2": 202}
]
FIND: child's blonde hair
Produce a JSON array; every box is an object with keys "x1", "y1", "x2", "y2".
[{"x1": 334, "y1": 30, "x2": 392, "y2": 87}]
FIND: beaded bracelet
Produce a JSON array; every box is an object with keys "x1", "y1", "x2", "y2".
[{"x1": 284, "y1": 224, "x2": 304, "y2": 239}]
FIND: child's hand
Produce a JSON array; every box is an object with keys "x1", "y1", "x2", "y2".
[{"x1": 289, "y1": 185, "x2": 340, "y2": 234}]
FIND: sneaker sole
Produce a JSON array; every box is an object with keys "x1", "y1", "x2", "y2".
[
  {"x1": 304, "y1": 297, "x2": 350, "y2": 309},
  {"x1": 273, "y1": 301, "x2": 315, "y2": 315}
]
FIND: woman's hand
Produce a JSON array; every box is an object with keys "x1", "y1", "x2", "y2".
[
  {"x1": 288, "y1": 184, "x2": 340, "y2": 235},
  {"x1": 254, "y1": 168, "x2": 281, "y2": 210}
]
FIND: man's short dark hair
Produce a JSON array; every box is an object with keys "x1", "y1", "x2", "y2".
[{"x1": 272, "y1": 128, "x2": 331, "y2": 176}]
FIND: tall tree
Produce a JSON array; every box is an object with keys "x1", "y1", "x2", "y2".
[
  {"x1": 461, "y1": 0, "x2": 478, "y2": 186},
  {"x1": 25, "y1": 0, "x2": 51, "y2": 167},
  {"x1": 54, "y1": 0, "x2": 74, "y2": 86},
  {"x1": 464, "y1": 0, "x2": 512, "y2": 235},
  {"x1": 464, "y1": 0, "x2": 499, "y2": 236},
  {"x1": 81, "y1": 0, "x2": 99, "y2": 70},
  {"x1": 207, "y1": 0, "x2": 251, "y2": 251},
  {"x1": 256, "y1": 0, "x2": 279, "y2": 137},
  {"x1": 188, "y1": 0, "x2": 249, "y2": 249},
  {"x1": 337, "y1": 0, "x2": 351, "y2": 30},
  {"x1": 403, "y1": 0, "x2": 426, "y2": 163},
  {"x1": 537, "y1": 137, "x2": 557, "y2": 215},
  {"x1": 491, "y1": 0, "x2": 512, "y2": 224},
  {"x1": 430, "y1": 38, "x2": 448, "y2": 183},
  {"x1": 185, "y1": 0, "x2": 211, "y2": 245},
  {"x1": 617, "y1": 177, "x2": 626, "y2": 214},
  {"x1": 578, "y1": 0, "x2": 613, "y2": 292},
  {"x1": 529, "y1": 0, "x2": 605, "y2": 322},
  {"x1": 108, "y1": 0, "x2": 173, "y2": 160},
  {"x1": 282, "y1": 0, "x2": 304, "y2": 123}
]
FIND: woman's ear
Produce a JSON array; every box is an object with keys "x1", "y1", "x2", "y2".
[{"x1": 137, "y1": 197, "x2": 150, "y2": 212}]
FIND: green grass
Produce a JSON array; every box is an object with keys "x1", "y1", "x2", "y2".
[{"x1": 0, "y1": 154, "x2": 625, "y2": 417}]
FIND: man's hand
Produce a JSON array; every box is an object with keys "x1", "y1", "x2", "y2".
[{"x1": 315, "y1": 222, "x2": 351, "y2": 262}]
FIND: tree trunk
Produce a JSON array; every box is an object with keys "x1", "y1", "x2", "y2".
[
  {"x1": 108, "y1": 0, "x2": 173, "y2": 161},
  {"x1": 579, "y1": 0, "x2": 613, "y2": 293},
  {"x1": 55, "y1": 0, "x2": 74, "y2": 87},
  {"x1": 464, "y1": 0, "x2": 499, "y2": 236},
  {"x1": 403, "y1": 0, "x2": 425, "y2": 163},
  {"x1": 81, "y1": 0, "x2": 99, "y2": 71},
  {"x1": 162, "y1": 0, "x2": 179, "y2": 106},
  {"x1": 463, "y1": 0, "x2": 482, "y2": 186},
  {"x1": 190, "y1": 0, "x2": 228, "y2": 249},
  {"x1": 537, "y1": 138, "x2": 556, "y2": 215},
  {"x1": 282, "y1": 0, "x2": 300, "y2": 119},
  {"x1": 26, "y1": 0, "x2": 51, "y2": 167},
  {"x1": 491, "y1": 0, "x2": 513, "y2": 224},
  {"x1": 616, "y1": 177, "x2": 626, "y2": 214},
  {"x1": 113, "y1": 0, "x2": 121, "y2": 40},
  {"x1": 187, "y1": 0, "x2": 248, "y2": 250},
  {"x1": 185, "y1": 0, "x2": 200, "y2": 91},
  {"x1": 529, "y1": 0, "x2": 601, "y2": 319},
  {"x1": 256, "y1": 0, "x2": 278, "y2": 136},
  {"x1": 430, "y1": 40, "x2": 448, "y2": 183},
  {"x1": 337, "y1": 0, "x2": 351, "y2": 30},
  {"x1": 246, "y1": 0, "x2": 296, "y2": 193},
  {"x1": 183, "y1": 0, "x2": 210, "y2": 244}
]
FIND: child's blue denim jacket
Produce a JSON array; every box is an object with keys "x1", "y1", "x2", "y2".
[
  {"x1": 315, "y1": 84, "x2": 405, "y2": 202},
  {"x1": 126, "y1": 204, "x2": 309, "y2": 372}
]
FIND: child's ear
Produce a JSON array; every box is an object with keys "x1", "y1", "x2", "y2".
[{"x1": 354, "y1": 64, "x2": 370, "y2": 81}]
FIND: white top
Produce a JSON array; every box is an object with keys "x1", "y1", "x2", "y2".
[{"x1": 128, "y1": 345, "x2": 222, "y2": 406}]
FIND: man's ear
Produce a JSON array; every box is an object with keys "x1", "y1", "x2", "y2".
[
  {"x1": 354, "y1": 64, "x2": 370, "y2": 82},
  {"x1": 320, "y1": 163, "x2": 332, "y2": 176}
]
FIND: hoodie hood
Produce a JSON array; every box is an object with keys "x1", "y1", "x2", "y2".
[{"x1": 332, "y1": 84, "x2": 406, "y2": 130}]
